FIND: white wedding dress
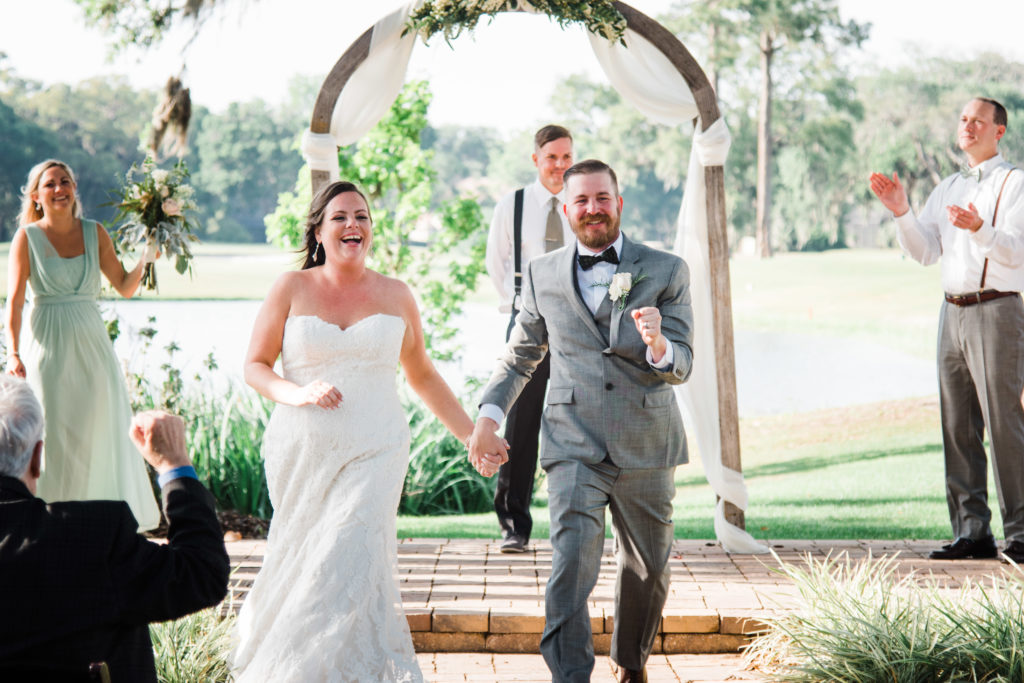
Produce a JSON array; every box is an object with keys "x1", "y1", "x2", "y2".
[{"x1": 233, "y1": 313, "x2": 422, "y2": 682}]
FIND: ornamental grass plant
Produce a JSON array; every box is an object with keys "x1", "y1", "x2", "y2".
[
  {"x1": 399, "y1": 384, "x2": 497, "y2": 516},
  {"x1": 150, "y1": 606, "x2": 235, "y2": 683},
  {"x1": 186, "y1": 389, "x2": 273, "y2": 520},
  {"x1": 745, "y1": 552, "x2": 1024, "y2": 682}
]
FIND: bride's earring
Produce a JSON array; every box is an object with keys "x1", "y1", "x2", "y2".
[
  {"x1": 313, "y1": 241, "x2": 322, "y2": 262},
  {"x1": 34, "y1": 202, "x2": 41, "y2": 212}
]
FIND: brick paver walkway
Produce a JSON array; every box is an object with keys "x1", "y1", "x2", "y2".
[
  {"x1": 224, "y1": 537, "x2": 1016, "y2": 680},
  {"x1": 225, "y1": 537, "x2": 1007, "y2": 656}
]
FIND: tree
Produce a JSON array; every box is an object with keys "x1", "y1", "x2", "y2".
[
  {"x1": 72, "y1": 0, "x2": 215, "y2": 52},
  {"x1": 191, "y1": 99, "x2": 303, "y2": 241},
  {"x1": 266, "y1": 81, "x2": 486, "y2": 362},
  {"x1": 0, "y1": 85, "x2": 58, "y2": 238},
  {"x1": 667, "y1": 0, "x2": 868, "y2": 256},
  {"x1": 421, "y1": 124, "x2": 502, "y2": 207},
  {"x1": 549, "y1": 74, "x2": 687, "y2": 243},
  {"x1": 2, "y1": 75, "x2": 156, "y2": 225}
]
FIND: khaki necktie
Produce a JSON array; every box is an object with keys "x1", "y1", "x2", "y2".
[{"x1": 545, "y1": 197, "x2": 563, "y2": 252}]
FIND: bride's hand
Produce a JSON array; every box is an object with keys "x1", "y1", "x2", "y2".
[{"x1": 293, "y1": 380, "x2": 343, "y2": 409}]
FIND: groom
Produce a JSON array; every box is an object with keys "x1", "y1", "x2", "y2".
[{"x1": 470, "y1": 159, "x2": 693, "y2": 683}]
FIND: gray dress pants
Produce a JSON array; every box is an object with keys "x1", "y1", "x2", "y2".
[
  {"x1": 540, "y1": 458, "x2": 675, "y2": 682},
  {"x1": 937, "y1": 294, "x2": 1024, "y2": 543}
]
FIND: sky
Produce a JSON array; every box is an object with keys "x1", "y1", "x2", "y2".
[{"x1": 2, "y1": 0, "x2": 1024, "y2": 133}]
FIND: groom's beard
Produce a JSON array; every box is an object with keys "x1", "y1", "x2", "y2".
[{"x1": 571, "y1": 212, "x2": 621, "y2": 250}]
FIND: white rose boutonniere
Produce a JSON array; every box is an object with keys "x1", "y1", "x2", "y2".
[{"x1": 594, "y1": 270, "x2": 647, "y2": 310}]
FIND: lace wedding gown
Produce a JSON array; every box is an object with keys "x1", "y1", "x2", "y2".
[{"x1": 233, "y1": 313, "x2": 422, "y2": 682}]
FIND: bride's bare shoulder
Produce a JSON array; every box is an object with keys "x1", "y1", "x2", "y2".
[{"x1": 367, "y1": 270, "x2": 413, "y2": 297}]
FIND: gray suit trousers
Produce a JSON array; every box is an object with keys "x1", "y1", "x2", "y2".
[
  {"x1": 540, "y1": 458, "x2": 675, "y2": 682},
  {"x1": 938, "y1": 295, "x2": 1024, "y2": 542}
]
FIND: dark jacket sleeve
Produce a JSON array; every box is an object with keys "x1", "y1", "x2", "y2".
[{"x1": 110, "y1": 478, "x2": 230, "y2": 624}]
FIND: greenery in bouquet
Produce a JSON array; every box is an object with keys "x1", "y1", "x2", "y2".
[
  {"x1": 110, "y1": 156, "x2": 200, "y2": 291},
  {"x1": 406, "y1": 0, "x2": 627, "y2": 45}
]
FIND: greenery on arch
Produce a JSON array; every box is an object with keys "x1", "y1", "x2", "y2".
[{"x1": 406, "y1": 0, "x2": 627, "y2": 44}]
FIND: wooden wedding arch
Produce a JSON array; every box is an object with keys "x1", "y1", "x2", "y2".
[{"x1": 307, "y1": 2, "x2": 745, "y2": 528}]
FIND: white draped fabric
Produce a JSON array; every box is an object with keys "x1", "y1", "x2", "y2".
[
  {"x1": 303, "y1": 2, "x2": 767, "y2": 553},
  {"x1": 674, "y1": 119, "x2": 767, "y2": 554}
]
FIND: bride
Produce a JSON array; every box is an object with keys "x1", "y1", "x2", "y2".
[{"x1": 233, "y1": 181, "x2": 502, "y2": 681}]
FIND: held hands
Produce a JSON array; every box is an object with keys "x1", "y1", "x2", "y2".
[
  {"x1": 130, "y1": 410, "x2": 190, "y2": 474},
  {"x1": 294, "y1": 380, "x2": 343, "y2": 410},
  {"x1": 467, "y1": 418, "x2": 509, "y2": 477},
  {"x1": 868, "y1": 172, "x2": 911, "y2": 217},
  {"x1": 632, "y1": 307, "x2": 667, "y2": 363},
  {"x1": 947, "y1": 202, "x2": 983, "y2": 232}
]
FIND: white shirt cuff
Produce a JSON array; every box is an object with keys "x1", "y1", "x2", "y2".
[
  {"x1": 478, "y1": 403, "x2": 505, "y2": 425},
  {"x1": 647, "y1": 342, "x2": 674, "y2": 369},
  {"x1": 971, "y1": 221, "x2": 996, "y2": 249}
]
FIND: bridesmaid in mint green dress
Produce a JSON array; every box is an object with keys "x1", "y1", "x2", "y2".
[{"x1": 4, "y1": 159, "x2": 160, "y2": 530}]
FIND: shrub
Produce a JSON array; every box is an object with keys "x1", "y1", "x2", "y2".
[
  {"x1": 399, "y1": 384, "x2": 496, "y2": 516},
  {"x1": 186, "y1": 389, "x2": 273, "y2": 520},
  {"x1": 151, "y1": 607, "x2": 235, "y2": 682},
  {"x1": 745, "y1": 552, "x2": 1024, "y2": 682}
]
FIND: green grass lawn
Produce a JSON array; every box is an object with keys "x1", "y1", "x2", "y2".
[
  {"x1": 730, "y1": 249, "x2": 942, "y2": 359},
  {"x1": 398, "y1": 395, "x2": 981, "y2": 541}
]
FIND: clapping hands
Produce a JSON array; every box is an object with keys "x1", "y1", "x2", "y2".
[{"x1": 868, "y1": 172, "x2": 911, "y2": 216}]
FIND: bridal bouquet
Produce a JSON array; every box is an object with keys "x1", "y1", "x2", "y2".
[{"x1": 110, "y1": 156, "x2": 200, "y2": 291}]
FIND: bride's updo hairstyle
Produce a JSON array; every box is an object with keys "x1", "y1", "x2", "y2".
[{"x1": 301, "y1": 180, "x2": 373, "y2": 270}]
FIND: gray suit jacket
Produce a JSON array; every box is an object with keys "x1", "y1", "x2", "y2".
[{"x1": 481, "y1": 233, "x2": 693, "y2": 469}]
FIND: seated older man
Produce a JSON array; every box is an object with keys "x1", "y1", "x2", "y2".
[{"x1": 0, "y1": 375, "x2": 229, "y2": 681}]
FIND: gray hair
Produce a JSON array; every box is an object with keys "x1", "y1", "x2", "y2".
[{"x1": 0, "y1": 375, "x2": 44, "y2": 478}]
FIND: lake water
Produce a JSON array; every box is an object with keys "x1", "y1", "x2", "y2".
[{"x1": 104, "y1": 299, "x2": 937, "y2": 417}]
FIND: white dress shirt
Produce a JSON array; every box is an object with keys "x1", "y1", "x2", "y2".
[
  {"x1": 478, "y1": 233, "x2": 671, "y2": 426},
  {"x1": 576, "y1": 233, "x2": 625, "y2": 314},
  {"x1": 895, "y1": 153, "x2": 1024, "y2": 294},
  {"x1": 485, "y1": 179, "x2": 573, "y2": 313}
]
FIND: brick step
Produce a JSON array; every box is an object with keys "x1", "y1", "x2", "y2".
[{"x1": 406, "y1": 609, "x2": 763, "y2": 654}]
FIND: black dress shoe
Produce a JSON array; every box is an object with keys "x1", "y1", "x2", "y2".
[
  {"x1": 617, "y1": 667, "x2": 647, "y2": 683},
  {"x1": 928, "y1": 536, "x2": 997, "y2": 560},
  {"x1": 1002, "y1": 540, "x2": 1024, "y2": 563},
  {"x1": 500, "y1": 534, "x2": 526, "y2": 554}
]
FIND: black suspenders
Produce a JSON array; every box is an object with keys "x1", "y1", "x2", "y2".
[{"x1": 513, "y1": 188, "x2": 524, "y2": 310}]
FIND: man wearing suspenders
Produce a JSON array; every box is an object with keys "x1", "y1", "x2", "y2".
[
  {"x1": 870, "y1": 98, "x2": 1024, "y2": 564},
  {"x1": 485, "y1": 125, "x2": 574, "y2": 552}
]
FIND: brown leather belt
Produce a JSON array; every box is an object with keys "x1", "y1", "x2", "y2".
[{"x1": 944, "y1": 290, "x2": 1020, "y2": 306}]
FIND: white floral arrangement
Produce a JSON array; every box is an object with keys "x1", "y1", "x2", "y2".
[
  {"x1": 406, "y1": 0, "x2": 627, "y2": 44},
  {"x1": 595, "y1": 270, "x2": 646, "y2": 310},
  {"x1": 110, "y1": 156, "x2": 200, "y2": 291}
]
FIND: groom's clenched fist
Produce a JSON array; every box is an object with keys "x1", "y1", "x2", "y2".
[
  {"x1": 632, "y1": 306, "x2": 668, "y2": 364},
  {"x1": 468, "y1": 418, "x2": 509, "y2": 477}
]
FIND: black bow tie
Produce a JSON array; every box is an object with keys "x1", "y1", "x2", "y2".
[{"x1": 578, "y1": 247, "x2": 619, "y2": 271}]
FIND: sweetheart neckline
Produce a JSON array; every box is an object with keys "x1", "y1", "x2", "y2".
[{"x1": 285, "y1": 312, "x2": 403, "y2": 333}]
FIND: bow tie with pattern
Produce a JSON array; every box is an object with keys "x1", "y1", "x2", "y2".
[
  {"x1": 578, "y1": 247, "x2": 619, "y2": 270},
  {"x1": 960, "y1": 165, "x2": 982, "y2": 182}
]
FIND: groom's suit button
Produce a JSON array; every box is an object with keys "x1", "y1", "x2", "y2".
[{"x1": 605, "y1": 383, "x2": 614, "y2": 390}]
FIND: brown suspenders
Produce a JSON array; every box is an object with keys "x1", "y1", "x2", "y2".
[{"x1": 979, "y1": 167, "x2": 1017, "y2": 289}]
